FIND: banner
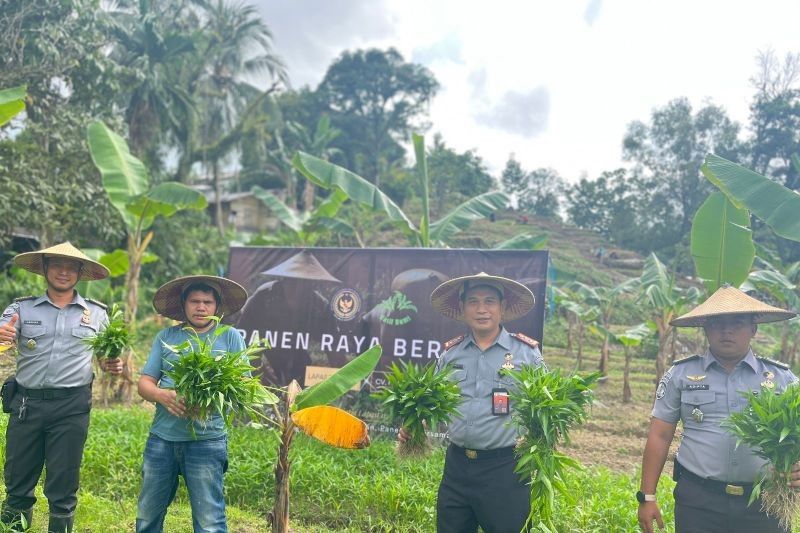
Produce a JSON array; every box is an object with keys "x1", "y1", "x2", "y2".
[{"x1": 227, "y1": 247, "x2": 549, "y2": 395}]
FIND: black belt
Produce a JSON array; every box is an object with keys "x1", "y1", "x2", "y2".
[
  {"x1": 677, "y1": 463, "x2": 754, "y2": 497},
  {"x1": 450, "y1": 443, "x2": 516, "y2": 460},
  {"x1": 17, "y1": 384, "x2": 89, "y2": 400}
]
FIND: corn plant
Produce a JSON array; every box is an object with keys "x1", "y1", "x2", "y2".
[
  {"x1": 373, "y1": 361, "x2": 462, "y2": 457},
  {"x1": 161, "y1": 316, "x2": 278, "y2": 434},
  {"x1": 84, "y1": 303, "x2": 132, "y2": 359},
  {"x1": 724, "y1": 384, "x2": 800, "y2": 529},
  {"x1": 503, "y1": 365, "x2": 600, "y2": 531}
]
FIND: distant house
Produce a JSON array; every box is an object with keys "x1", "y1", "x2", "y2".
[{"x1": 202, "y1": 189, "x2": 284, "y2": 234}]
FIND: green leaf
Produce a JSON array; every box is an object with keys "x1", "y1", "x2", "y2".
[
  {"x1": 252, "y1": 185, "x2": 305, "y2": 233},
  {"x1": 702, "y1": 154, "x2": 800, "y2": 243},
  {"x1": 494, "y1": 233, "x2": 549, "y2": 250},
  {"x1": 413, "y1": 133, "x2": 431, "y2": 247},
  {"x1": 126, "y1": 182, "x2": 207, "y2": 229},
  {"x1": 690, "y1": 191, "x2": 755, "y2": 292},
  {"x1": 429, "y1": 191, "x2": 509, "y2": 244},
  {"x1": 292, "y1": 151, "x2": 417, "y2": 235},
  {"x1": 98, "y1": 249, "x2": 130, "y2": 278},
  {"x1": 87, "y1": 121, "x2": 150, "y2": 230},
  {"x1": 294, "y1": 345, "x2": 382, "y2": 409},
  {"x1": 0, "y1": 86, "x2": 26, "y2": 127}
]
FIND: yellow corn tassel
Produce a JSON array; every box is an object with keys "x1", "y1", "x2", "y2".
[{"x1": 291, "y1": 405, "x2": 370, "y2": 449}]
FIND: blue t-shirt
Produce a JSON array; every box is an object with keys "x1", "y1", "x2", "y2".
[{"x1": 142, "y1": 324, "x2": 247, "y2": 441}]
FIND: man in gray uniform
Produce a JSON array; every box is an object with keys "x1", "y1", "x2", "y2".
[
  {"x1": 0, "y1": 242, "x2": 123, "y2": 532},
  {"x1": 638, "y1": 284, "x2": 800, "y2": 533},
  {"x1": 426, "y1": 272, "x2": 545, "y2": 533}
]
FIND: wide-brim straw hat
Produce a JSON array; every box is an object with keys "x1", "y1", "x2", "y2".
[
  {"x1": 431, "y1": 272, "x2": 535, "y2": 322},
  {"x1": 261, "y1": 250, "x2": 341, "y2": 283},
  {"x1": 14, "y1": 241, "x2": 109, "y2": 281},
  {"x1": 671, "y1": 284, "x2": 796, "y2": 327},
  {"x1": 153, "y1": 275, "x2": 248, "y2": 322}
]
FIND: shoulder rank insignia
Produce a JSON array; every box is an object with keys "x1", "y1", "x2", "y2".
[
  {"x1": 510, "y1": 332, "x2": 539, "y2": 349},
  {"x1": 673, "y1": 354, "x2": 701, "y2": 366},
  {"x1": 13, "y1": 296, "x2": 36, "y2": 303},
  {"x1": 757, "y1": 356, "x2": 790, "y2": 371},
  {"x1": 85, "y1": 298, "x2": 108, "y2": 310},
  {"x1": 443, "y1": 335, "x2": 465, "y2": 352}
]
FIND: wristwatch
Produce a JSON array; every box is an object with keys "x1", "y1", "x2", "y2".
[{"x1": 636, "y1": 490, "x2": 656, "y2": 503}]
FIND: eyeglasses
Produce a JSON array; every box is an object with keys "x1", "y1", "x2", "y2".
[{"x1": 48, "y1": 260, "x2": 82, "y2": 274}]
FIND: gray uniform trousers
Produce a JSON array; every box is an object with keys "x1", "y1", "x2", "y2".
[{"x1": 3, "y1": 385, "x2": 92, "y2": 516}]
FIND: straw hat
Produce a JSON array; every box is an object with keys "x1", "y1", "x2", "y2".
[
  {"x1": 670, "y1": 284, "x2": 796, "y2": 327},
  {"x1": 431, "y1": 272, "x2": 535, "y2": 322},
  {"x1": 14, "y1": 241, "x2": 109, "y2": 281},
  {"x1": 152, "y1": 275, "x2": 248, "y2": 322},
  {"x1": 261, "y1": 250, "x2": 341, "y2": 283}
]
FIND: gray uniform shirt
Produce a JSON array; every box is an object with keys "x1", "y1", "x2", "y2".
[
  {"x1": 437, "y1": 327, "x2": 545, "y2": 450},
  {"x1": 0, "y1": 292, "x2": 108, "y2": 389},
  {"x1": 652, "y1": 349, "x2": 798, "y2": 483}
]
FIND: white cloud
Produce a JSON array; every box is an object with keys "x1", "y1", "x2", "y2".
[{"x1": 474, "y1": 87, "x2": 551, "y2": 138}]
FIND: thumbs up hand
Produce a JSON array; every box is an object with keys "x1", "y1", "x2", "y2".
[{"x1": 0, "y1": 314, "x2": 19, "y2": 345}]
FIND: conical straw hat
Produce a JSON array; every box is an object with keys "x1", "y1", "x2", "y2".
[
  {"x1": 14, "y1": 241, "x2": 109, "y2": 281},
  {"x1": 152, "y1": 275, "x2": 248, "y2": 322},
  {"x1": 431, "y1": 272, "x2": 535, "y2": 322},
  {"x1": 261, "y1": 250, "x2": 341, "y2": 283},
  {"x1": 670, "y1": 284, "x2": 796, "y2": 327}
]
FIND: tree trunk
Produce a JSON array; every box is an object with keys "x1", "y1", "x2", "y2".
[
  {"x1": 780, "y1": 322, "x2": 790, "y2": 363},
  {"x1": 622, "y1": 348, "x2": 632, "y2": 403},
  {"x1": 214, "y1": 162, "x2": 225, "y2": 236},
  {"x1": 565, "y1": 314, "x2": 574, "y2": 354},
  {"x1": 302, "y1": 179, "x2": 315, "y2": 213},
  {"x1": 598, "y1": 335, "x2": 609, "y2": 375},
  {"x1": 272, "y1": 419, "x2": 294, "y2": 533},
  {"x1": 576, "y1": 323, "x2": 584, "y2": 371}
]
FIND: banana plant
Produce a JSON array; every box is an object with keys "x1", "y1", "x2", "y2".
[
  {"x1": 741, "y1": 265, "x2": 800, "y2": 364},
  {"x1": 594, "y1": 323, "x2": 654, "y2": 403},
  {"x1": 269, "y1": 344, "x2": 382, "y2": 533},
  {"x1": 637, "y1": 253, "x2": 701, "y2": 380},
  {"x1": 0, "y1": 86, "x2": 26, "y2": 126},
  {"x1": 554, "y1": 286, "x2": 598, "y2": 370},
  {"x1": 87, "y1": 121, "x2": 207, "y2": 323},
  {"x1": 570, "y1": 280, "x2": 637, "y2": 375},
  {"x1": 292, "y1": 134, "x2": 510, "y2": 248}
]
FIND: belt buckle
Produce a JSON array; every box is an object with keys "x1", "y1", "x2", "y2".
[
  {"x1": 725, "y1": 484, "x2": 744, "y2": 496},
  {"x1": 465, "y1": 449, "x2": 478, "y2": 459}
]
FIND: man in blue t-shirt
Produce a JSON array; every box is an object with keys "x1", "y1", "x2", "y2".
[{"x1": 135, "y1": 275, "x2": 248, "y2": 533}]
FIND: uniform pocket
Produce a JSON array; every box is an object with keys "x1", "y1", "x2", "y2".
[
  {"x1": 19, "y1": 325, "x2": 46, "y2": 354},
  {"x1": 680, "y1": 389, "x2": 716, "y2": 423}
]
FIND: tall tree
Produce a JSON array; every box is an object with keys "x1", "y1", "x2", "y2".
[
  {"x1": 501, "y1": 156, "x2": 564, "y2": 219},
  {"x1": 622, "y1": 98, "x2": 745, "y2": 259},
  {"x1": 317, "y1": 48, "x2": 439, "y2": 187}
]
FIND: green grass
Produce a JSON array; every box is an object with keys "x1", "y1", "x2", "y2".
[{"x1": 0, "y1": 406, "x2": 674, "y2": 532}]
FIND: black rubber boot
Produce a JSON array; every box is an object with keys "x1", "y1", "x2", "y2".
[
  {"x1": 0, "y1": 506, "x2": 32, "y2": 531},
  {"x1": 47, "y1": 513, "x2": 73, "y2": 533}
]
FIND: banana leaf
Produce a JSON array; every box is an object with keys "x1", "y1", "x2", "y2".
[
  {"x1": 293, "y1": 345, "x2": 382, "y2": 410},
  {"x1": 414, "y1": 133, "x2": 431, "y2": 247},
  {"x1": 292, "y1": 152, "x2": 416, "y2": 235},
  {"x1": 126, "y1": 182, "x2": 207, "y2": 229},
  {"x1": 87, "y1": 121, "x2": 149, "y2": 229},
  {"x1": 252, "y1": 185, "x2": 305, "y2": 233},
  {"x1": 429, "y1": 191, "x2": 509, "y2": 244},
  {"x1": 691, "y1": 191, "x2": 754, "y2": 292},
  {"x1": 702, "y1": 154, "x2": 800, "y2": 243}
]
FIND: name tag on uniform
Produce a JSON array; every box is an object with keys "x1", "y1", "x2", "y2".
[
  {"x1": 684, "y1": 384, "x2": 709, "y2": 391},
  {"x1": 23, "y1": 320, "x2": 41, "y2": 325},
  {"x1": 492, "y1": 388, "x2": 509, "y2": 415}
]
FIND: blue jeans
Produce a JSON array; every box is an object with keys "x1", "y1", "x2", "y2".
[{"x1": 136, "y1": 434, "x2": 228, "y2": 533}]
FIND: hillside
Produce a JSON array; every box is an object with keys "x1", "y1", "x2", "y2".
[{"x1": 450, "y1": 209, "x2": 644, "y2": 286}]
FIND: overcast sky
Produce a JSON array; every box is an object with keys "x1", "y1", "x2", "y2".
[{"x1": 253, "y1": 0, "x2": 800, "y2": 182}]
